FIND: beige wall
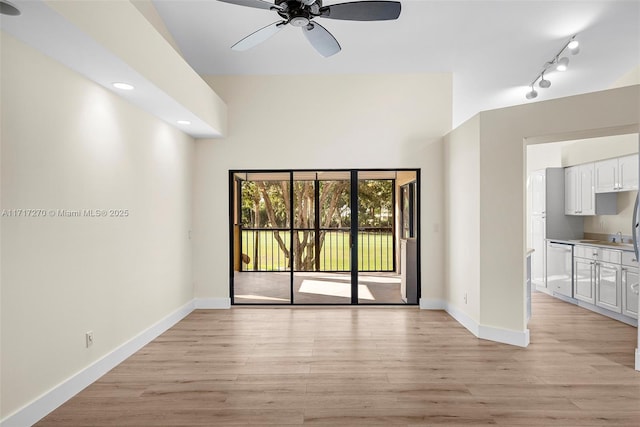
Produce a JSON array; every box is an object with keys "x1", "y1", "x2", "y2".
[
  {"x1": 443, "y1": 115, "x2": 480, "y2": 321},
  {"x1": 561, "y1": 133, "x2": 638, "y2": 166},
  {"x1": 1, "y1": 33, "x2": 195, "y2": 418},
  {"x1": 477, "y1": 85, "x2": 639, "y2": 333},
  {"x1": 193, "y1": 74, "x2": 452, "y2": 302},
  {"x1": 526, "y1": 143, "x2": 563, "y2": 175}
]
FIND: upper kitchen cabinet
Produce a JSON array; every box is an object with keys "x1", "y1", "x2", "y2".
[
  {"x1": 565, "y1": 164, "x2": 595, "y2": 215},
  {"x1": 595, "y1": 154, "x2": 639, "y2": 193},
  {"x1": 565, "y1": 163, "x2": 616, "y2": 216}
]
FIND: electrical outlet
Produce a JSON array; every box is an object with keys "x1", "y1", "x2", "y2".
[
  {"x1": 464, "y1": 291, "x2": 468, "y2": 304},
  {"x1": 85, "y1": 331, "x2": 94, "y2": 348}
]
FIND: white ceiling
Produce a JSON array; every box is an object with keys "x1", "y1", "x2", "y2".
[{"x1": 152, "y1": 0, "x2": 640, "y2": 126}]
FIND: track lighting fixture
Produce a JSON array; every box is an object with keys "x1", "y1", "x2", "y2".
[{"x1": 525, "y1": 35, "x2": 579, "y2": 100}]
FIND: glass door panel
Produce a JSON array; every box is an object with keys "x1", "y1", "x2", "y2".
[
  {"x1": 233, "y1": 172, "x2": 292, "y2": 304},
  {"x1": 293, "y1": 173, "x2": 352, "y2": 304},
  {"x1": 357, "y1": 172, "x2": 403, "y2": 304}
]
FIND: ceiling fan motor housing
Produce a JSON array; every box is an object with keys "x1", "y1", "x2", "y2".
[{"x1": 277, "y1": 0, "x2": 322, "y2": 25}]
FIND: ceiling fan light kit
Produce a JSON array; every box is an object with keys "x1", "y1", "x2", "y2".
[
  {"x1": 525, "y1": 35, "x2": 579, "y2": 100},
  {"x1": 218, "y1": 0, "x2": 401, "y2": 57}
]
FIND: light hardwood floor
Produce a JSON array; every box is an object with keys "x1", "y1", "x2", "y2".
[{"x1": 37, "y1": 292, "x2": 640, "y2": 426}]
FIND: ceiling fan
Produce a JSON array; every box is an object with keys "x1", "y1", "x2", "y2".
[{"x1": 218, "y1": 0, "x2": 401, "y2": 57}]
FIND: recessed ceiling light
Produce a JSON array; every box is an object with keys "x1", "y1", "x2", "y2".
[
  {"x1": 112, "y1": 82, "x2": 135, "y2": 90},
  {"x1": 177, "y1": 120, "x2": 191, "y2": 125}
]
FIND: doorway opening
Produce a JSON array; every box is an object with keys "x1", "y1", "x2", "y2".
[{"x1": 229, "y1": 169, "x2": 420, "y2": 305}]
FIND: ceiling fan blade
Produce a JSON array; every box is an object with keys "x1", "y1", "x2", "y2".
[
  {"x1": 217, "y1": 0, "x2": 282, "y2": 11},
  {"x1": 232, "y1": 21, "x2": 286, "y2": 51},
  {"x1": 319, "y1": 1, "x2": 401, "y2": 21},
  {"x1": 303, "y1": 22, "x2": 341, "y2": 57}
]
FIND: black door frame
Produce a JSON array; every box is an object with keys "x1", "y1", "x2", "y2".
[{"x1": 229, "y1": 168, "x2": 421, "y2": 305}]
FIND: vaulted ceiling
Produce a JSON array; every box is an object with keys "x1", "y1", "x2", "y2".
[{"x1": 153, "y1": 0, "x2": 640, "y2": 126}]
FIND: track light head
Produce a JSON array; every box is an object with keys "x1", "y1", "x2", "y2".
[
  {"x1": 539, "y1": 76, "x2": 551, "y2": 88},
  {"x1": 526, "y1": 87, "x2": 538, "y2": 100},
  {"x1": 567, "y1": 39, "x2": 579, "y2": 51},
  {"x1": 556, "y1": 56, "x2": 569, "y2": 71}
]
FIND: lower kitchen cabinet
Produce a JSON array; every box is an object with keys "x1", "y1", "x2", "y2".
[
  {"x1": 574, "y1": 257, "x2": 596, "y2": 304},
  {"x1": 595, "y1": 262, "x2": 622, "y2": 313},
  {"x1": 621, "y1": 266, "x2": 639, "y2": 319}
]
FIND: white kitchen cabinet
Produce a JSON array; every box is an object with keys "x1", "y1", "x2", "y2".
[
  {"x1": 565, "y1": 164, "x2": 595, "y2": 215},
  {"x1": 595, "y1": 261, "x2": 622, "y2": 313},
  {"x1": 574, "y1": 256, "x2": 596, "y2": 304},
  {"x1": 579, "y1": 164, "x2": 596, "y2": 215},
  {"x1": 621, "y1": 267, "x2": 639, "y2": 319},
  {"x1": 564, "y1": 167, "x2": 578, "y2": 215},
  {"x1": 595, "y1": 154, "x2": 639, "y2": 193},
  {"x1": 595, "y1": 158, "x2": 618, "y2": 193},
  {"x1": 619, "y1": 154, "x2": 639, "y2": 191},
  {"x1": 565, "y1": 163, "x2": 616, "y2": 216},
  {"x1": 621, "y1": 252, "x2": 639, "y2": 319}
]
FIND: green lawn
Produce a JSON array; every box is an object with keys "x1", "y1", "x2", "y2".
[{"x1": 240, "y1": 230, "x2": 393, "y2": 272}]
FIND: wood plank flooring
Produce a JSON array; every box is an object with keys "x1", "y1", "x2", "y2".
[{"x1": 37, "y1": 292, "x2": 640, "y2": 426}]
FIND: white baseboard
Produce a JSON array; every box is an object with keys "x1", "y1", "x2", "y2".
[
  {"x1": 442, "y1": 303, "x2": 480, "y2": 336},
  {"x1": 479, "y1": 324, "x2": 530, "y2": 347},
  {"x1": 194, "y1": 297, "x2": 231, "y2": 309},
  {"x1": 636, "y1": 348, "x2": 640, "y2": 372},
  {"x1": 1, "y1": 300, "x2": 196, "y2": 427},
  {"x1": 419, "y1": 298, "x2": 445, "y2": 310},
  {"x1": 422, "y1": 301, "x2": 529, "y2": 348}
]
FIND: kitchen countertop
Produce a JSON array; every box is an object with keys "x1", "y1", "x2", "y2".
[{"x1": 547, "y1": 238, "x2": 635, "y2": 252}]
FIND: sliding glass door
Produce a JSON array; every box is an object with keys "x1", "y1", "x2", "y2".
[{"x1": 230, "y1": 169, "x2": 420, "y2": 305}]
